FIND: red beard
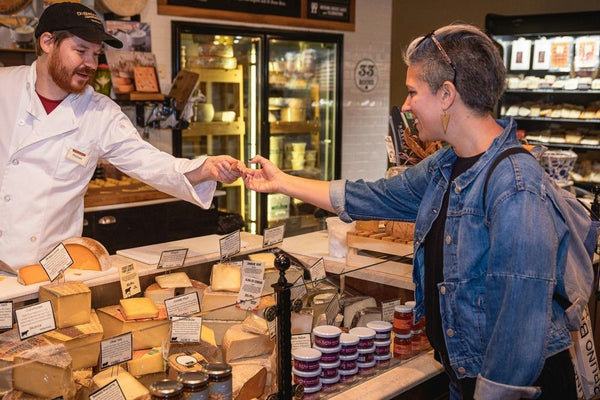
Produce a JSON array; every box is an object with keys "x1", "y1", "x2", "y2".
[{"x1": 48, "y1": 49, "x2": 95, "y2": 94}]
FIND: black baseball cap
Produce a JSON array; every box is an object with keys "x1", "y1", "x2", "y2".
[{"x1": 35, "y1": 2, "x2": 123, "y2": 49}]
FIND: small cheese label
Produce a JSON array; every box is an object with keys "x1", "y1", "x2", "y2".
[
  {"x1": 170, "y1": 316, "x2": 202, "y2": 343},
  {"x1": 381, "y1": 298, "x2": 403, "y2": 323},
  {"x1": 0, "y1": 301, "x2": 13, "y2": 330},
  {"x1": 263, "y1": 225, "x2": 285, "y2": 247},
  {"x1": 66, "y1": 147, "x2": 89, "y2": 167},
  {"x1": 290, "y1": 276, "x2": 308, "y2": 300},
  {"x1": 267, "y1": 317, "x2": 277, "y2": 340},
  {"x1": 165, "y1": 292, "x2": 200, "y2": 319},
  {"x1": 291, "y1": 334, "x2": 312, "y2": 351},
  {"x1": 89, "y1": 379, "x2": 126, "y2": 400},
  {"x1": 237, "y1": 275, "x2": 265, "y2": 311},
  {"x1": 100, "y1": 332, "x2": 133, "y2": 369},
  {"x1": 309, "y1": 258, "x2": 326, "y2": 288},
  {"x1": 157, "y1": 248, "x2": 188, "y2": 269},
  {"x1": 40, "y1": 243, "x2": 73, "y2": 282},
  {"x1": 220, "y1": 230, "x2": 241, "y2": 260},
  {"x1": 15, "y1": 300, "x2": 56, "y2": 339},
  {"x1": 118, "y1": 264, "x2": 140, "y2": 298}
]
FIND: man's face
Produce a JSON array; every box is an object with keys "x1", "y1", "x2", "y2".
[{"x1": 48, "y1": 35, "x2": 101, "y2": 94}]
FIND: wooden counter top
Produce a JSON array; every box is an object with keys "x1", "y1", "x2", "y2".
[{"x1": 84, "y1": 183, "x2": 173, "y2": 208}]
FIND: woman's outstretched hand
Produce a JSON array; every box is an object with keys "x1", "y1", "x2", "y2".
[{"x1": 241, "y1": 155, "x2": 284, "y2": 194}]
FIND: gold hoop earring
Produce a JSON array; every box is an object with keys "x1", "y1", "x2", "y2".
[{"x1": 441, "y1": 111, "x2": 450, "y2": 135}]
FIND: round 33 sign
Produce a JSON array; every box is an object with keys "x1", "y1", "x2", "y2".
[{"x1": 354, "y1": 58, "x2": 378, "y2": 92}]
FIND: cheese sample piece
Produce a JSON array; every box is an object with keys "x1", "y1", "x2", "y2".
[
  {"x1": 166, "y1": 351, "x2": 207, "y2": 379},
  {"x1": 201, "y1": 287, "x2": 250, "y2": 321},
  {"x1": 144, "y1": 279, "x2": 207, "y2": 306},
  {"x1": 97, "y1": 304, "x2": 169, "y2": 350},
  {"x1": 127, "y1": 347, "x2": 164, "y2": 376},
  {"x1": 155, "y1": 271, "x2": 192, "y2": 289},
  {"x1": 39, "y1": 281, "x2": 91, "y2": 328},
  {"x1": 232, "y1": 364, "x2": 267, "y2": 400},
  {"x1": 210, "y1": 263, "x2": 242, "y2": 292},
  {"x1": 221, "y1": 324, "x2": 274, "y2": 363},
  {"x1": 247, "y1": 252, "x2": 276, "y2": 268},
  {"x1": 43, "y1": 310, "x2": 103, "y2": 369},
  {"x1": 13, "y1": 342, "x2": 75, "y2": 399},
  {"x1": 63, "y1": 236, "x2": 111, "y2": 271},
  {"x1": 341, "y1": 296, "x2": 377, "y2": 328},
  {"x1": 16, "y1": 264, "x2": 51, "y2": 285},
  {"x1": 93, "y1": 366, "x2": 149, "y2": 400},
  {"x1": 119, "y1": 297, "x2": 159, "y2": 320}
]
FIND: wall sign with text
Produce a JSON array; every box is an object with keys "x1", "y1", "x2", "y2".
[{"x1": 354, "y1": 59, "x2": 379, "y2": 92}]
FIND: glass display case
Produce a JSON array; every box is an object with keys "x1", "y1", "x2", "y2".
[{"x1": 171, "y1": 22, "x2": 343, "y2": 236}]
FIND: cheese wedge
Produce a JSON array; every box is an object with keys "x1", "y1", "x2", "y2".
[
  {"x1": 93, "y1": 366, "x2": 149, "y2": 400},
  {"x1": 144, "y1": 279, "x2": 207, "y2": 306},
  {"x1": 201, "y1": 287, "x2": 250, "y2": 321},
  {"x1": 155, "y1": 272, "x2": 192, "y2": 289},
  {"x1": 232, "y1": 364, "x2": 267, "y2": 400},
  {"x1": 242, "y1": 314, "x2": 268, "y2": 335},
  {"x1": 39, "y1": 281, "x2": 92, "y2": 328},
  {"x1": 163, "y1": 325, "x2": 218, "y2": 360},
  {"x1": 210, "y1": 263, "x2": 242, "y2": 292},
  {"x1": 63, "y1": 236, "x2": 111, "y2": 271},
  {"x1": 120, "y1": 297, "x2": 159, "y2": 320},
  {"x1": 248, "y1": 252, "x2": 276, "y2": 268},
  {"x1": 127, "y1": 347, "x2": 165, "y2": 376},
  {"x1": 97, "y1": 305, "x2": 169, "y2": 350},
  {"x1": 43, "y1": 310, "x2": 103, "y2": 369},
  {"x1": 221, "y1": 324, "x2": 274, "y2": 363},
  {"x1": 202, "y1": 319, "x2": 239, "y2": 346},
  {"x1": 16, "y1": 264, "x2": 51, "y2": 286}
]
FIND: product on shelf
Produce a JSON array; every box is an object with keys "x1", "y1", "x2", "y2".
[
  {"x1": 167, "y1": 351, "x2": 208, "y2": 379},
  {"x1": 155, "y1": 271, "x2": 193, "y2": 289},
  {"x1": 241, "y1": 314, "x2": 268, "y2": 335},
  {"x1": 119, "y1": 297, "x2": 159, "y2": 320},
  {"x1": 201, "y1": 287, "x2": 250, "y2": 321},
  {"x1": 39, "y1": 281, "x2": 92, "y2": 328},
  {"x1": 127, "y1": 347, "x2": 165, "y2": 377},
  {"x1": 144, "y1": 279, "x2": 207, "y2": 306},
  {"x1": 211, "y1": 262, "x2": 242, "y2": 292},
  {"x1": 163, "y1": 325, "x2": 218, "y2": 361},
  {"x1": 231, "y1": 363, "x2": 267, "y2": 400},
  {"x1": 221, "y1": 324, "x2": 274, "y2": 363},
  {"x1": 291, "y1": 310, "x2": 314, "y2": 334},
  {"x1": 340, "y1": 296, "x2": 376, "y2": 328},
  {"x1": 92, "y1": 366, "x2": 149, "y2": 400}
]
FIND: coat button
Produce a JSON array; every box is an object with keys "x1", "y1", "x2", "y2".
[
  {"x1": 446, "y1": 329, "x2": 455, "y2": 337},
  {"x1": 445, "y1": 235, "x2": 451, "y2": 245},
  {"x1": 440, "y1": 286, "x2": 447, "y2": 295},
  {"x1": 3, "y1": 195, "x2": 10, "y2": 202},
  {"x1": 458, "y1": 367, "x2": 466, "y2": 374},
  {"x1": 11, "y1": 159, "x2": 19, "y2": 166},
  {"x1": 454, "y1": 186, "x2": 460, "y2": 194},
  {"x1": 18, "y1": 120, "x2": 25, "y2": 126},
  {"x1": 30, "y1": 236, "x2": 37, "y2": 242}
]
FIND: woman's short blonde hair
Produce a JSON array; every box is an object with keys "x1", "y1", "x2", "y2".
[{"x1": 404, "y1": 24, "x2": 505, "y2": 115}]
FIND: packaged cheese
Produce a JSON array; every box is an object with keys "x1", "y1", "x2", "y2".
[
  {"x1": 39, "y1": 281, "x2": 91, "y2": 328},
  {"x1": 221, "y1": 324, "x2": 274, "y2": 363},
  {"x1": 120, "y1": 297, "x2": 159, "y2": 320},
  {"x1": 97, "y1": 304, "x2": 169, "y2": 350},
  {"x1": 43, "y1": 310, "x2": 103, "y2": 369},
  {"x1": 93, "y1": 366, "x2": 149, "y2": 400},
  {"x1": 210, "y1": 263, "x2": 242, "y2": 292}
]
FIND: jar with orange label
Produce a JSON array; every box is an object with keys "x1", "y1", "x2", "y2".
[{"x1": 393, "y1": 305, "x2": 413, "y2": 335}]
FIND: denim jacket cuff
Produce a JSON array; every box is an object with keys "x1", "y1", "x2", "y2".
[
  {"x1": 474, "y1": 374, "x2": 540, "y2": 400},
  {"x1": 329, "y1": 180, "x2": 352, "y2": 222}
]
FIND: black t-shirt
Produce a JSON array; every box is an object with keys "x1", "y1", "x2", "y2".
[{"x1": 424, "y1": 152, "x2": 482, "y2": 382}]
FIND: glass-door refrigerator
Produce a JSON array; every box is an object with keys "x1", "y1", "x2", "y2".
[{"x1": 171, "y1": 22, "x2": 343, "y2": 236}]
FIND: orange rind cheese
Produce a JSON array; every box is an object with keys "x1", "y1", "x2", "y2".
[{"x1": 17, "y1": 264, "x2": 53, "y2": 285}]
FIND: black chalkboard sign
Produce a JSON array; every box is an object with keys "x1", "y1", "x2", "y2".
[
  {"x1": 306, "y1": 0, "x2": 351, "y2": 22},
  {"x1": 166, "y1": 0, "x2": 301, "y2": 18}
]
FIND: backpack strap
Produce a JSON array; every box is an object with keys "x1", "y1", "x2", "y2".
[{"x1": 483, "y1": 146, "x2": 533, "y2": 211}]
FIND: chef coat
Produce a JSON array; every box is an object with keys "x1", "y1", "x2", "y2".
[{"x1": 0, "y1": 63, "x2": 217, "y2": 272}]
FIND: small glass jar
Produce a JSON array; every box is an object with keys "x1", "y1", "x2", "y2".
[
  {"x1": 357, "y1": 359, "x2": 377, "y2": 376},
  {"x1": 410, "y1": 329, "x2": 423, "y2": 356},
  {"x1": 339, "y1": 352, "x2": 359, "y2": 371},
  {"x1": 348, "y1": 327, "x2": 376, "y2": 349},
  {"x1": 203, "y1": 363, "x2": 232, "y2": 400},
  {"x1": 375, "y1": 353, "x2": 392, "y2": 369},
  {"x1": 150, "y1": 380, "x2": 184, "y2": 400},
  {"x1": 313, "y1": 344, "x2": 341, "y2": 363},
  {"x1": 339, "y1": 333, "x2": 359, "y2": 356},
  {"x1": 292, "y1": 347, "x2": 322, "y2": 372},
  {"x1": 394, "y1": 333, "x2": 412, "y2": 360},
  {"x1": 313, "y1": 325, "x2": 342, "y2": 348},
  {"x1": 292, "y1": 367, "x2": 321, "y2": 389},
  {"x1": 320, "y1": 373, "x2": 340, "y2": 392},
  {"x1": 319, "y1": 359, "x2": 340, "y2": 378},
  {"x1": 393, "y1": 305, "x2": 414, "y2": 335},
  {"x1": 178, "y1": 372, "x2": 209, "y2": 400},
  {"x1": 357, "y1": 346, "x2": 375, "y2": 363},
  {"x1": 367, "y1": 320, "x2": 393, "y2": 341},
  {"x1": 374, "y1": 339, "x2": 391, "y2": 356},
  {"x1": 338, "y1": 366, "x2": 358, "y2": 384}
]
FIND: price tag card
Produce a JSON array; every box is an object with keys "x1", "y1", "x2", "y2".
[
  {"x1": 170, "y1": 316, "x2": 202, "y2": 343},
  {"x1": 157, "y1": 248, "x2": 188, "y2": 269},
  {"x1": 325, "y1": 295, "x2": 340, "y2": 325},
  {"x1": 220, "y1": 230, "x2": 241, "y2": 260},
  {"x1": 165, "y1": 292, "x2": 200, "y2": 319},
  {"x1": 381, "y1": 298, "x2": 403, "y2": 323},
  {"x1": 290, "y1": 276, "x2": 308, "y2": 301},
  {"x1": 237, "y1": 276, "x2": 265, "y2": 311},
  {"x1": 0, "y1": 301, "x2": 13, "y2": 330},
  {"x1": 309, "y1": 258, "x2": 326, "y2": 288},
  {"x1": 40, "y1": 243, "x2": 73, "y2": 282},
  {"x1": 263, "y1": 225, "x2": 285, "y2": 247},
  {"x1": 15, "y1": 301, "x2": 55, "y2": 340},
  {"x1": 89, "y1": 379, "x2": 126, "y2": 400},
  {"x1": 267, "y1": 318, "x2": 277, "y2": 340},
  {"x1": 291, "y1": 334, "x2": 312, "y2": 351},
  {"x1": 118, "y1": 264, "x2": 140, "y2": 299},
  {"x1": 242, "y1": 260, "x2": 265, "y2": 280},
  {"x1": 100, "y1": 332, "x2": 133, "y2": 369}
]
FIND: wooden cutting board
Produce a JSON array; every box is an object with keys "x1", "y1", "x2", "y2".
[{"x1": 84, "y1": 183, "x2": 173, "y2": 207}]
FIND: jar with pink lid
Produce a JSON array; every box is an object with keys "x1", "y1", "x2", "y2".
[
  {"x1": 292, "y1": 347, "x2": 322, "y2": 373},
  {"x1": 339, "y1": 352, "x2": 359, "y2": 371},
  {"x1": 339, "y1": 332, "x2": 359, "y2": 356},
  {"x1": 292, "y1": 367, "x2": 321, "y2": 389},
  {"x1": 320, "y1": 373, "x2": 340, "y2": 393},
  {"x1": 374, "y1": 339, "x2": 391, "y2": 356},
  {"x1": 357, "y1": 345, "x2": 375, "y2": 363},
  {"x1": 348, "y1": 327, "x2": 376, "y2": 349},
  {"x1": 319, "y1": 359, "x2": 339, "y2": 378},
  {"x1": 312, "y1": 325, "x2": 342, "y2": 348},
  {"x1": 313, "y1": 344, "x2": 341, "y2": 363},
  {"x1": 366, "y1": 320, "x2": 393, "y2": 341}
]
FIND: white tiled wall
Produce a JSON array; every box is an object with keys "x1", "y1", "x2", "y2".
[{"x1": 141, "y1": 0, "x2": 392, "y2": 181}]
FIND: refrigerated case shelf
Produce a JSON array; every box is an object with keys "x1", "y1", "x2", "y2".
[
  {"x1": 270, "y1": 120, "x2": 320, "y2": 134},
  {"x1": 183, "y1": 121, "x2": 245, "y2": 136}
]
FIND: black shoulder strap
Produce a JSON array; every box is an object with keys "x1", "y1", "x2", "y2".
[{"x1": 483, "y1": 147, "x2": 534, "y2": 211}]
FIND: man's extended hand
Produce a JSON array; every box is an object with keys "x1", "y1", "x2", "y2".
[{"x1": 185, "y1": 155, "x2": 242, "y2": 185}]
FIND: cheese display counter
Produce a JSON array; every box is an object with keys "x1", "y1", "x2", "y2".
[{"x1": 0, "y1": 231, "x2": 444, "y2": 399}]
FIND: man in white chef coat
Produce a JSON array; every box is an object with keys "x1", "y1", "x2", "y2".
[{"x1": 0, "y1": 2, "x2": 241, "y2": 272}]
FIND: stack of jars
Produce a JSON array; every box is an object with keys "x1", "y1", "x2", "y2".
[
  {"x1": 313, "y1": 325, "x2": 342, "y2": 392},
  {"x1": 349, "y1": 327, "x2": 377, "y2": 377},
  {"x1": 338, "y1": 332, "x2": 360, "y2": 384},
  {"x1": 367, "y1": 320, "x2": 393, "y2": 369},
  {"x1": 393, "y1": 301, "x2": 430, "y2": 360},
  {"x1": 292, "y1": 347, "x2": 323, "y2": 397}
]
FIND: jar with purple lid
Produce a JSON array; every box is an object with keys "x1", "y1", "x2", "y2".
[
  {"x1": 313, "y1": 325, "x2": 342, "y2": 348},
  {"x1": 375, "y1": 353, "x2": 392, "y2": 369},
  {"x1": 357, "y1": 359, "x2": 377, "y2": 376},
  {"x1": 339, "y1": 332, "x2": 359, "y2": 355},
  {"x1": 338, "y1": 366, "x2": 358, "y2": 384},
  {"x1": 302, "y1": 382, "x2": 322, "y2": 400},
  {"x1": 349, "y1": 327, "x2": 376, "y2": 349},
  {"x1": 292, "y1": 367, "x2": 321, "y2": 389},
  {"x1": 313, "y1": 344, "x2": 341, "y2": 363},
  {"x1": 374, "y1": 339, "x2": 391, "y2": 356},
  {"x1": 357, "y1": 345, "x2": 375, "y2": 363},
  {"x1": 366, "y1": 320, "x2": 393, "y2": 341},
  {"x1": 319, "y1": 359, "x2": 340, "y2": 378},
  {"x1": 292, "y1": 347, "x2": 322, "y2": 372},
  {"x1": 320, "y1": 373, "x2": 340, "y2": 392},
  {"x1": 339, "y1": 352, "x2": 359, "y2": 371}
]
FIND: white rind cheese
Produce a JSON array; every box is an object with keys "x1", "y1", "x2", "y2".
[
  {"x1": 221, "y1": 324, "x2": 274, "y2": 363},
  {"x1": 210, "y1": 263, "x2": 242, "y2": 292}
]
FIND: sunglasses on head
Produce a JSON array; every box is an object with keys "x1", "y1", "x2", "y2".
[{"x1": 416, "y1": 31, "x2": 457, "y2": 86}]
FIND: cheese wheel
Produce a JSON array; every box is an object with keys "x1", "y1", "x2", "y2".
[{"x1": 63, "y1": 237, "x2": 111, "y2": 271}]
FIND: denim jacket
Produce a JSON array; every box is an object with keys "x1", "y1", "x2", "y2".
[{"x1": 330, "y1": 118, "x2": 572, "y2": 399}]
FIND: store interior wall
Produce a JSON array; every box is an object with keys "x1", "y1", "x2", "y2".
[{"x1": 390, "y1": 0, "x2": 600, "y2": 112}]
